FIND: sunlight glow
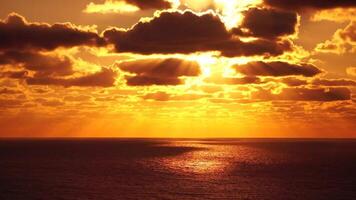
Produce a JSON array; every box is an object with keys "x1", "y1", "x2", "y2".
[
  {"x1": 180, "y1": 0, "x2": 262, "y2": 29},
  {"x1": 214, "y1": 0, "x2": 262, "y2": 29},
  {"x1": 161, "y1": 142, "x2": 231, "y2": 174},
  {"x1": 190, "y1": 54, "x2": 216, "y2": 77},
  {"x1": 84, "y1": 1, "x2": 140, "y2": 14}
]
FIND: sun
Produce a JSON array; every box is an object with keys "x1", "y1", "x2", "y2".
[
  {"x1": 180, "y1": 0, "x2": 262, "y2": 29},
  {"x1": 193, "y1": 54, "x2": 216, "y2": 77},
  {"x1": 214, "y1": 0, "x2": 263, "y2": 29}
]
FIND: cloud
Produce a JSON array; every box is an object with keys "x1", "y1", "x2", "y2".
[
  {"x1": 0, "y1": 70, "x2": 29, "y2": 79},
  {"x1": 205, "y1": 76, "x2": 262, "y2": 85},
  {"x1": 84, "y1": 1, "x2": 140, "y2": 14},
  {"x1": 121, "y1": 0, "x2": 172, "y2": 10},
  {"x1": 142, "y1": 91, "x2": 171, "y2": 101},
  {"x1": 0, "y1": 51, "x2": 73, "y2": 77},
  {"x1": 104, "y1": 11, "x2": 229, "y2": 54},
  {"x1": 233, "y1": 61, "x2": 322, "y2": 77},
  {"x1": 315, "y1": 21, "x2": 356, "y2": 54},
  {"x1": 279, "y1": 77, "x2": 308, "y2": 86},
  {"x1": 347, "y1": 67, "x2": 356, "y2": 77},
  {"x1": 125, "y1": 76, "x2": 183, "y2": 86},
  {"x1": 264, "y1": 0, "x2": 356, "y2": 10},
  {"x1": 281, "y1": 77, "x2": 308, "y2": 87},
  {"x1": 0, "y1": 49, "x2": 118, "y2": 88},
  {"x1": 233, "y1": 8, "x2": 298, "y2": 39},
  {"x1": 0, "y1": 13, "x2": 104, "y2": 51},
  {"x1": 0, "y1": 88, "x2": 23, "y2": 95},
  {"x1": 220, "y1": 39, "x2": 292, "y2": 57},
  {"x1": 0, "y1": 13, "x2": 116, "y2": 89},
  {"x1": 103, "y1": 10, "x2": 292, "y2": 57},
  {"x1": 142, "y1": 91, "x2": 209, "y2": 101},
  {"x1": 339, "y1": 21, "x2": 356, "y2": 42},
  {"x1": 312, "y1": 78, "x2": 356, "y2": 86},
  {"x1": 26, "y1": 68, "x2": 117, "y2": 87},
  {"x1": 64, "y1": 95, "x2": 93, "y2": 102},
  {"x1": 252, "y1": 87, "x2": 351, "y2": 101},
  {"x1": 118, "y1": 58, "x2": 201, "y2": 86},
  {"x1": 119, "y1": 58, "x2": 200, "y2": 77},
  {"x1": 35, "y1": 98, "x2": 65, "y2": 107},
  {"x1": 0, "y1": 99, "x2": 24, "y2": 108},
  {"x1": 84, "y1": 0, "x2": 174, "y2": 14},
  {"x1": 312, "y1": 8, "x2": 356, "y2": 22},
  {"x1": 264, "y1": 77, "x2": 308, "y2": 86}
]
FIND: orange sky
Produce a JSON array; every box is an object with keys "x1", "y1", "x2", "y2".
[{"x1": 0, "y1": 0, "x2": 355, "y2": 138}]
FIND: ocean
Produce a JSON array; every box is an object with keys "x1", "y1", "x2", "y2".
[{"x1": 1, "y1": 139, "x2": 356, "y2": 199}]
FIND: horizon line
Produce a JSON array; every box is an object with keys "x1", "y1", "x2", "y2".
[{"x1": 1, "y1": 137, "x2": 356, "y2": 140}]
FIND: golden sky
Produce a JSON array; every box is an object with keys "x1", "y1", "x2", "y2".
[{"x1": 0, "y1": 0, "x2": 355, "y2": 138}]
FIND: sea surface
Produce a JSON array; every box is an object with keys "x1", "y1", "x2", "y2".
[{"x1": 1, "y1": 139, "x2": 356, "y2": 200}]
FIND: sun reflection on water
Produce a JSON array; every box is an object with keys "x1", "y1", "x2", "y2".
[
  {"x1": 157, "y1": 140, "x2": 288, "y2": 177},
  {"x1": 159, "y1": 141, "x2": 234, "y2": 175}
]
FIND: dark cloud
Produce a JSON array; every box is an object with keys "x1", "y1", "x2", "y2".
[
  {"x1": 279, "y1": 77, "x2": 308, "y2": 86},
  {"x1": 0, "y1": 51, "x2": 73, "y2": 77},
  {"x1": 124, "y1": 0, "x2": 172, "y2": 9},
  {"x1": 0, "y1": 13, "x2": 107, "y2": 88},
  {"x1": 0, "y1": 49, "x2": 118, "y2": 88},
  {"x1": 0, "y1": 70, "x2": 29, "y2": 79},
  {"x1": 0, "y1": 99, "x2": 24, "y2": 108},
  {"x1": 264, "y1": 0, "x2": 356, "y2": 10},
  {"x1": 218, "y1": 39, "x2": 292, "y2": 57},
  {"x1": 104, "y1": 11, "x2": 292, "y2": 57},
  {"x1": 233, "y1": 8, "x2": 298, "y2": 39},
  {"x1": 205, "y1": 76, "x2": 262, "y2": 85},
  {"x1": 263, "y1": 77, "x2": 308, "y2": 86},
  {"x1": 104, "y1": 11, "x2": 229, "y2": 54},
  {"x1": 339, "y1": 21, "x2": 356, "y2": 42},
  {"x1": 26, "y1": 68, "x2": 117, "y2": 87},
  {"x1": 119, "y1": 58, "x2": 200, "y2": 77},
  {"x1": 118, "y1": 58, "x2": 201, "y2": 86},
  {"x1": 0, "y1": 13, "x2": 104, "y2": 51},
  {"x1": 234, "y1": 61, "x2": 322, "y2": 77},
  {"x1": 252, "y1": 87, "x2": 351, "y2": 102},
  {"x1": 126, "y1": 75, "x2": 182, "y2": 86},
  {"x1": 0, "y1": 88, "x2": 22, "y2": 95},
  {"x1": 312, "y1": 78, "x2": 356, "y2": 86}
]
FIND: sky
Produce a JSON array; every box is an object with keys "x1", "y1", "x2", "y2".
[{"x1": 0, "y1": 0, "x2": 355, "y2": 138}]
